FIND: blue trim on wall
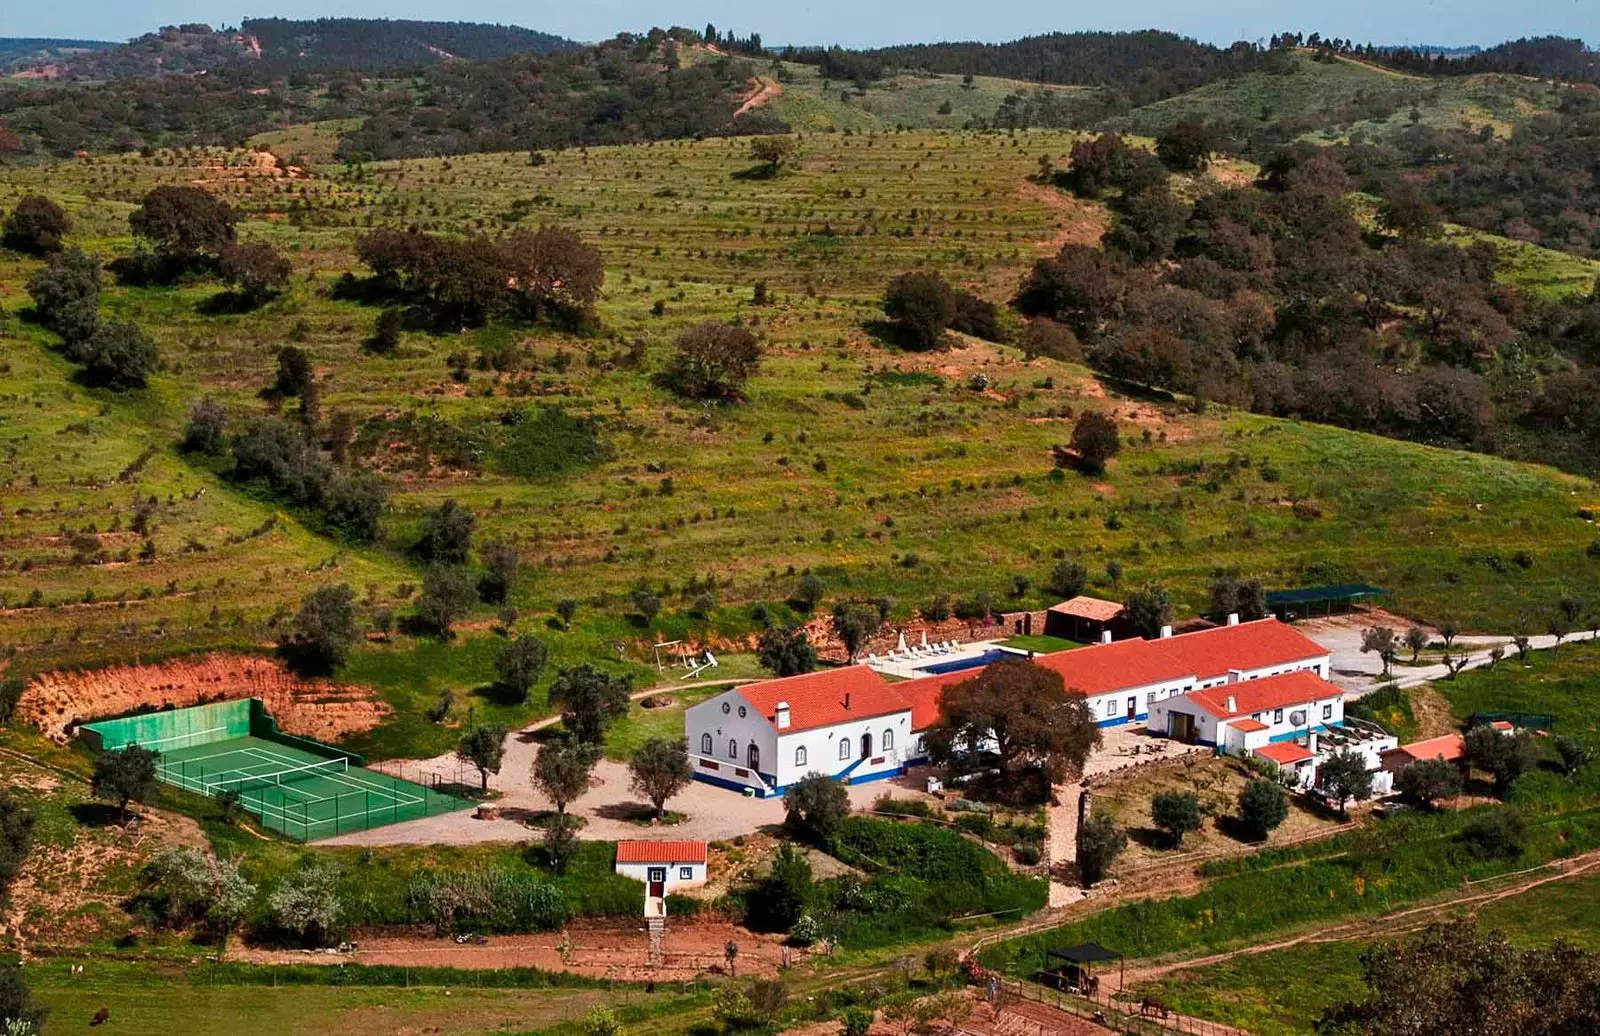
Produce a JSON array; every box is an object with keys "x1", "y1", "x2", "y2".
[
  {"x1": 844, "y1": 766, "x2": 905, "y2": 787},
  {"x1": 1097, "y1": 715, "x2": 1131, "y2": 728},
  {"x1": 692, "y1": 771, "x2": 773, "y2": 798},
  {"x1": 1267, "y1": 722, "x2": 1338, "y2": 744}
]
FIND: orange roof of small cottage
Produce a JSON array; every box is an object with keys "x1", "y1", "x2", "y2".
[
  {"x1": 615, "y1": 840, "x2": 708, "y2": 865},
  {"x1": 738, "y1": 666, "x2": 911, "y2": 734},
  {"x1": 1230, "y1": 718, "x2": 1269, "y2": 733},
  {"x1": 1255, "y1": 742, "x2": 1315, "y2": 766},
  {"x1": 1048, "y1": 596, "x2": 1125, "y2": 622},
  {"x1": 1387, "y1": 733, "x2": 1467, "y2": 764}
]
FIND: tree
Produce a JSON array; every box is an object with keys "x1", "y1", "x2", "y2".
[
  {"x1": 628, "y1": 737, "x2": 693, "y2": 820},
  {"x1": 922, "y1": 658, "x2": 1102, "y2": 791},
  {"x1": 784, "y1": 772, "x2": 850, "y2": 841},
  {"x1": 499, "y1": 225, "x2": 604, "y2": 324},
  {"x1": 1155, "y1": 117, "x2": 1214, "y2": 171},
  {"x1": 26, "y1": 246, "x2": 101, "y2": 344},
  {"x1": 1047, "y1": 557, "x2": 1088, "y2": 599},
  {"x1": 548, "y1": 664, "x2": 633, "y2": 744},
  {"x1": 288, "y1": 583, "x2": 358, "y2": 673},
  {"x1": 477, "y1": 538, "x2": 520, "y2": 603},
  {"x1": 1318, "y1": 921, "x2": 1600, "y2": 1035},
  {"x1": 758, "y1": 625, "x2": 818, "y2": 677},
  {"x1": 129, "y1": 184, "x2": 236, "y2": 261},
  {"x1": 495, "y1": 635, "x2": 550, "y2": 703},
  {"x1": 182, "y1": 397, "x2": 228, "y2": 454},
  {"x1": 416, "y1": 565, "x2": 477, "y2": 635},
  {"x1": 795, "y1": 572, "x2": 825, "y2": 611},
  {"x1": 532, "y1": 738, "x2": 600, "y2": 817},
  {"x1": 218, "y1": 241, "x2": 290, "y2": 306},
  {"x1": 76, "y1": 319, "x2": 159, "y2": 389},
  {"x1": 273, "y1": 344, "x2": 315, "y2": 399},
  {"x1": 748, "y1": 842, "x2": 812, "y2": 931},
  {"x1": 831, "y1": 602, "x2": 879, "y2": 662},
  {"x1": 1123, "y1": 583, "x2": 1174, "y2": 639},
  {"x1": 1397, "y1": 757, "x2": 1464, "y2": 807},
  {"x1": 1555, "y1": 735, "x2": 1593, "y2": 776},
  {"x1": 748, "y1": 135, "x2": 797, "y2": 173},
  {"x1": 92, "y1": 745, "x2": 158, "y2": 824},
  {"x1": 1209, "y1": 576, "x2": 1268, "y2": 623},
  {"x1": 268, "y1": 860, "x2": 341, "y2": 945},
  {"x1": 1316, "y1": 750, "x2": 1374, "y2": 817},
  {"x1": 580, "y1": 1007, "x2": 622, "y2": 1036},
  {"x1": 3, "y1": 195, "x2": 71, "y2": 254},
  {"x1": 1076, "y1": 813, "x2": 1125, "y2": 885},
  {"x1": 883, "y1": 271, "x2": 955, "y2": 350},
  {"x1": 1151, "y1": 790, "x2": 1202, "y2": 847},
  {"x1": 1406, "y1": 626, "x2": 1428, "y2": 663},
  {"x1": 1360, "y1": 627, "x2": 1399, "y2": 677},
  {"x1": 1376, "y1": 179, "x2": 1442, "y2": 237},
  {"x1": 369, "y1": 307, "x2": 404, "y2": 355},
  {"x1": 146, "y1": 845, "x2": 256, "y2": 946},
  {"x1": 417, "y1": 499, "x2": 475, "y2": 564},
  {"x1": 555, "y1": 598, "x2": 578, "y2": 630},
  {"x1": 1238, "y1": 778, "x2": 1288, "y2": 840},
  {"x1": 0, "y1": 791, "x2": 36, "y2": 896},
  {"x1": 1465, "y1": 724, "x2": 1542, "y2": 796},
  {"x1": 323, "y1": 472, "x2": 388, "y2": 543},
  {"x1": 659, "y1": 322, "x2": 763, "y2": 401},
  {"x1": 1069, "y1": 410, "x2": 1121, "y2": 474},
  {"x1": 542, "y1": 813, "x2": 581, "y2": 873},
  {"x1": 1013, "y1": 244, "x2": 1125, "y2": 338},
  {"x1": 458, "y1": 724, "x2": 508, "y2": 792}
]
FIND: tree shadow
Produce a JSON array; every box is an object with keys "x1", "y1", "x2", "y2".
[
  {"x1": 595, "y1": 801, "x2": 660, "y2": 823},
  {"x1": 1127, "y1": 827, "x2": 1177, "y2": 851},
  {"x1": 1092, "y1": 374, "x2": 1179, "y2": 405},
  {"x1": 731, "y1": 164, "x2": 780, "y2": 181},
  {"x1": 68, "y1": 802, "x2": 123, "y2": 828},
  {"x1": 471, "y1": 680, "x2": 530, "y2": 707},
  {"x1": 1213, "y1": 814, "x2": 1264, "y2": 844},
  {"x1": 861, "y1": 318, "x2": 946, "y2": 353},
  {"x1": 197, "y1": 290, "x2": 272, "y2": 316}
]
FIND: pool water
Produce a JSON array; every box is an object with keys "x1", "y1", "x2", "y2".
[{"x1": 914, "y1": 648, "x2": 1011, "y2": 676}]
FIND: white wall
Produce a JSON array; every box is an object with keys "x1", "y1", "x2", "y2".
[
  {"x1": 685, "y1": 688, "x2": 779, "y2": 785},
  {"x1": 777, "y1": 711, "x2": 912, "y2": 788},
  {"x1": 1151, "y1": 690, "x2": 1342, "y2": 745},
  {"x1": 1191, "y1": 656, "x2": 1331, "y2": 690},
  {"x1": 616, "y1": 860, "x2": 707, "y2": 893},
  {"x1": 1086, "y1": 675, "x2": 1196, "y2": 724}
]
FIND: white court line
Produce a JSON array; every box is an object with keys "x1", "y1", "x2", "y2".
[{"x1": 240, "y1": 746, "x2": 424, "y2": 808}]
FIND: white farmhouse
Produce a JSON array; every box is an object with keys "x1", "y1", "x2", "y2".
[
  {"x1": 614, "y1": 840, "x2": 708, "y2": 923},
  {"x1": 1148, "y1": 669, "x2": 1346, "y2": 748},
  {"x1": 684, "y1": 666, "x2": 916, "y2": 796}
]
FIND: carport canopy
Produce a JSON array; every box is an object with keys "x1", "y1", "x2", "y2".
[
  {"x1": 1266, "y1": 584, "x2": 1385, "y2": 617},
  {"x1": 1048, "y1": 943, "x2": 1121, "y2": 965}
]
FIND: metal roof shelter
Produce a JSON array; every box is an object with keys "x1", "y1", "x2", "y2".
[
  {"x1": 1040, "y1": 943, "x2": 1124, "y2": 994},
  {"x1": 1265, "y1": 584, "x2": 1386, "y2": 619},
  {"x1": 1048, "y1": 944, "x2": 1121, "y2": 964}
]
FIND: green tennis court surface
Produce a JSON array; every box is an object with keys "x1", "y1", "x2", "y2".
[{"x1": 79, "y1": 699, "x2": 472, "y2": 840}]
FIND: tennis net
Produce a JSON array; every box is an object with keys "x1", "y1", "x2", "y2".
[{"x1": 196, "y1": 757, "x2": 350, "y2": 796}]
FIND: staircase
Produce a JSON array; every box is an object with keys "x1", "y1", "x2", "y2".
[
  {"x1": 834, "y1": 757, "x2": 866, "y2": 783},
  {"x1": 646, "y1": 915, "x2": 665, "y2": 966}
]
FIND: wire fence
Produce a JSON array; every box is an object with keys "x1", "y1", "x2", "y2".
[{"x1": 990, "y1": 975, "x2": 1246, "y2": 1036}]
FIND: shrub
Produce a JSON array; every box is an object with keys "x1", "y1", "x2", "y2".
[
  {"x1": 1458, "y1": 809, "x2": 1527, "y2": 860},
  {"x1": 416, "y1": 565, "x2": 477, "y2": 635},
  {"x1": 408, "y1": 868, "x2": 566, "y2": 935},
  {"x1": 268, "y1": 861, "x2": 342, "y2": 945},
  {"x1": 287, "y1": 584, "x2": 358, "y2": 673},
  {"x1": 1076, "y1": 813, "x2": 1125, "y2": 885},
  {"x1": 26, "y1": 246, "x2": 101, "y2": 344},
  {"x1": 883, "y1": 271, "x2": 955, "y2": 350},
  {"x1": 494, "y1": 635, "x2": 550, "y2": 703},
  {"x1": 785, "y1": 773, "x2": 850, "y2": 841},
  {"x1": 182, "y1": 397, "x2": 228, "y2": 455},
  {"x1": 75, "y1": 319, "x2": 159, "y2": 389},
  {"x1": 218, "y1": 241, "x2": 291, "y2": 305},
  {"x1": 1069, "y1": 411, "x2": 1121, "y2": 473},
  {"x1": 1397, "y1": 758, "x2": 1464, "y2": 808},
  {"x1": 1238, "y1": 778, "x2": 1288, "y2": 840},
  {"x1": 659, "y1": 322, "x2": 763, "y2": 401},
  {"x1": 1151, "y1": 790, "x2": 1203, "y2": 847},
  {"x1": 3, "y1": 194, "x2": 71, "y2": 253}
]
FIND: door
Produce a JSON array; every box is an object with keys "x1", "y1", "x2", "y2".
[
  {"x1": 647, "y1": 867, "x2": 666, "y2": 898},
  {"x1": 1170, "y1": 712, "x2": 1196, "y2": 743},
  {"x1": 747, "y1": 743, "x2": 760, "y2": 771},
  {"x1": 860, "y1": 732, "x2": 872, "y2": 759},
  {"x1": 1127, "y1": 696, "x2": 1138, "y2": 720}
]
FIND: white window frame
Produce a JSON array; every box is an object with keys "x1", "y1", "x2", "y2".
[
  {"x1": 839, "y1": 739, "x2": 851, "y2": 760},
  {"x1": 795, "y1": 746, "x2": 807, "y2": 767},
  {"x1": 701, "y1": 733, "x2": 713, "y2": 755},
  {"x1": 679, "y1": 866, "x2": 693, "y2": 880},
  {"x1": 882, "y1": 729, "x2": 894, "y2": 751},
  {"x1": 728, "y1": 739, "x2": 737, "y2": 760}
]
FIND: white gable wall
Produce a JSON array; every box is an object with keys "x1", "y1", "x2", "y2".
[
  {"x1": 685, "y1": 687, "x2": 779, "y2": 789},
  {"x1": 615, "y1": 860, "x2": 708, "y2": 892},
  {"x1": 776, "y1": 711, "x2": 912, "y2": 789}
]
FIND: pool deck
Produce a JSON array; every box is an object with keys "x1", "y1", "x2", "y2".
[{"x1": 862, "y1": 638, "x2": 1026, "y2": 680}]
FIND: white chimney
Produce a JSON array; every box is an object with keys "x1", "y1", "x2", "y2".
[
  {"x1": 1226, "y1": 695, "x2": 1238, "y2": 714},
  {"x1": 1100, "y1": 630, "x2": 1113, "y2": 645},
  {"x1": 775, "y1": 702, "x2": 790, "y2": 730},
  {"x1": 1227, "y1": 613, "x2": 1240, "y2": 627},
  {"x1": 1308, "y1": 731, "x2": 1319, "y2": 754},
  {"x1": 1160, "y1": 625, "x2": 1173, "y2": 639}
]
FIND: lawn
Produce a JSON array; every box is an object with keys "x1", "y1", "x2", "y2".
[
  {"x1": 1000, "y1": 634, "x2": 1080, "y2": 654},
  {"x1": 1440, "y1": 640, "x2": 1600, "y2": 740}
]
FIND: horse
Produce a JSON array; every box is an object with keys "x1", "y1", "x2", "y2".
[{"x1": 1140, "y1": 997, "x2": 1171, "y2": 1019}]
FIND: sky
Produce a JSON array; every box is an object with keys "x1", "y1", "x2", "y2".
[{"x1": 3, "y1": 0, "x2": 1593, "y2": 50}]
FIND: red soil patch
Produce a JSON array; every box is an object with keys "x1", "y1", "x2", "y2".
[
  {"x1": 19, "y1": 652, "x2": 391, "y2": 744},
  {"x1": 1018, "y1": 180, "x2": 1112, "y2": 253}
]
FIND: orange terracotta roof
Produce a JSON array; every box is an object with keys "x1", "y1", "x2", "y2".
[
  {"x1": 615, "y1": 840, "x2": 707, "y2": 864},
  {"x1": 1186, "y1": 670, "x2": 1341, "y2": 720},
  {"x1": 739, "y1": 666, "x2": 911, "y2": 734},
  {"x1": 1048, "y1": 595, "x2": 1125, "y2": 622},
  {"x1": 894, "y1": 670, "x2": 980, "y2": 731},
  {"x1": 1158, "y1": 619, "x2": 1329, "y2": 680},
  {"x1": 1389, "y1": 733, "x2": 1466, "y2": 763},
  {"x1": 1230, "y1": 718, "x2": 1269, "y2": 733},
  {"x1": 1491, "y1": 720, "x2": 1514, "y2": 731},
  {"x1": 1255, "y1": 742, "x2": 1315, "y2": 766},
  {"x1": 1034, "y1": 638, "x2": 1191, "y2": 695}
]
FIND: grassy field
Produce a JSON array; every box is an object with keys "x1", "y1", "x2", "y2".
[
  {"x1": 1118, "y1": 51, "x2": 1561, "y2": 141},
  {"x1": 2, "y1": 130, "x2": 1599, "y2": 759},
  {"x1": 767, "y1": 60, "x2": 1090, "y2": 133},
  {"x1": 1439, "y1": 640, "x2": 1600, "y2": 740}
]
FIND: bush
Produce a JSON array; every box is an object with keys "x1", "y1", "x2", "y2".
[
  {"x1": 1151, "y1": 790, "x2": 1203, "y2": 847},
  {"x1": 1076, "y1": 813, "x2": 1125, "y2": 885},
  {"x1": 658, "y1": 322, "x2": 763, "y2": 401},
  {"x1": 408, "y1": 868, "x2": 567, "y2": 935},
  {"x1": 828, "y1": 816, "x2": 1048, "y2": 919},
  {"x1": 1397, "y1": 758, "x2": 1464, "y2": 808},
  {"x1": 1458, "y1": 809, "x2": 1528, "y2": 860},
  {"x1": 26, "y1": 246, "x2": 101, "y2": 344},
  {"x1": 1069, "y1": 411, "x2": 1121, "y2": 473},
  {"x1": 785, "y1": 773, "x2": 850, "y2": 841},
  {"x1": 1238, "y1": 778, "x2": 1289, "y2": 841},
  {"x1": 4, "y1": 194, "x2": 71, "y2": 253},
  {"x1": 218, "y1": 241, "x2": 291, "y2": 305},
  {"x1": 883, "y1": 271, "x2": 955, "y2": 350},
  {"x1": 182, "y1": 397, "x2": 228, "y2": 455},
  {"x1": 74, "y1": 319, "x2": 159, "y2": 389},
  {"x1": 416, "y1": 565, "x2": 477, "y2": 635}
]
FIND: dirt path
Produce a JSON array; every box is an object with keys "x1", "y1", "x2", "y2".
[
  {"x1": 1018, "y1": 179, "x2": 1111, "y2": 253},
  {"x1": 735, "y1": 76, "x2": 782, "y2": 117},
  {"x1": 1118, "y1": 849, "x2": 1600, "y2": 988}
]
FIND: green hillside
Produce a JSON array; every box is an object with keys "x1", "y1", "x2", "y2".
[
  {"x1": 1118, "y1": 51, "x2": 1562, "y2": 140},
  {"x1": 766, "y1": 60, "x2": 1090, "y2": 132}
]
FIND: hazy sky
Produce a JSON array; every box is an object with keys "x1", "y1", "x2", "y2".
[{"x1": 4, "y1": 0, "x2": 1593, "y2": 49}]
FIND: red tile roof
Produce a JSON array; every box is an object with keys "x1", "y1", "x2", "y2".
[
  {"x1": 616, "y1": 840, "x2": 707, "y2": 864},
  {"x1": 739, "y1": 666, "x2": 911, "y2": 734},
  {"x1": 1034, "y1": 638, "x2": 1189, "y2": 695},
  {"x1": 1255, "y1": 742, "x2": 1315, "y2": 766},
  {"x1": 1048, "y1": 595, "x2": 1124, "y2": 622},
  {"x1": 1389, "y1": 733, "x2": 1466, "y2": 764},
  {"x1": 894, "y1": 670, "x2": 979, "y2": 732},
  {"x1": 1185, "y1": 670, "x2": 1341, "y2": 720},
  {"x1": 1159, "y1": 619, "x2": 1328, "y2": 680},
  {"x1": 1230, "y1": 718, "x2": 1269, "y2": 733}
]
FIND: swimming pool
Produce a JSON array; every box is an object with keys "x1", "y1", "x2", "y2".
[{"x1": 914, "y1": 648, "x2": 1012, "y2": 676}]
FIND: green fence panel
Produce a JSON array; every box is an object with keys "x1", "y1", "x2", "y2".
[{"x1": 80, "y1": 699, "x2": 253, "y2": 754}]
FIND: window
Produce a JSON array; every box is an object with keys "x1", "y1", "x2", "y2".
[
  {"x1": 1253, "y1": 713, "x2": 1263, "y2": 723},
  {"x1": 679, "y1": 866, "x2": 694, "y2": 880},
  {"x1": 722, "y1": 702, "x2": 731, "y2": 714},
  {"x1": 728, "y1": 739, "x2": 737, "y2": 759},
  {"x1": 700, "y1": 733, "x2": 713, "y2": 755},
  {"x1": 1147, "y1": 691, "x2": 1156, "y2": 704},
  {"x1": 1322, "y1": 703, "x2": 1334, "y2": 720},
  {"x1": 738, "y1": 705, "x2": 747, "y2": 718},
  {"x1": 882, "y1": 729, "x2": 894, "y2": 751},
  {"x1": 839, "y1": 739, "x2": 851, "y2": 760},
  {"x1": 1273, "y1": 709, "x2": 1284, "y2": 724},
  {"x1": 1106, "y1": 700, "x2": 1119, "y2": 716},
  {"x1": 795, "y1": 746, "x2": 807, "y2": 767}
]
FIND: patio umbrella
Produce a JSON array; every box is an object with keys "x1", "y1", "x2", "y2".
[{"x1": 896, "y1": 631, "x2": 909, "y2": 654}]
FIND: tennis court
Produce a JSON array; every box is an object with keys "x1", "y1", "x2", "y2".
[{"x1": 80, "y1": 699, "x2": 472, "y2": 840}]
